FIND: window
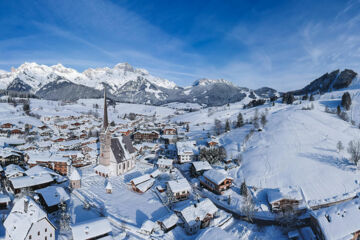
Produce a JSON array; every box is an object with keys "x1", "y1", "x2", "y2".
[
  {"x1": 38, "y1": 231, "x2": 40, "y2": 236},
  {"x1": 45, "y1": 228, "x2": 47, "y2": 232},
  {"x1": 29, "y1": 235, "x2": 32, "y2": 240},
  {"x1": 50, "y1": 233, "x2": 52, "y2": 237},
  {"x1": 45, "y1": 237, "x2": 47, "y2": 240}
]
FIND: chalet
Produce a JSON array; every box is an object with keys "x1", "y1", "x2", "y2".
[
  {"x1": 27, "y1": 153, "x2": 70, "y2": 176},
  {"x1": 267, "y1": 187, "x2": 304, "y2": 213},
  {"x1": 71, "y1": 217, "x2": 112, "y2": 240},
  {"x1": 9, "y1": 173, "x2": 54, "y2": 194},
  {"x1": 176, "y1": 198, "x2": 218, "y2": 235},
  {"x1": 38, "y1": 125, "x2": 48, "y2": 130},
  {"x1": 10, "y1": 129, "x2": 23, "y2": 135},
  {"x1": 133, "y1": 130, "x2": 159, "y2": 143},
  {"x1": 1, "y1": 123, "x2": 13, "y2": 128},
  {"x1": 0, "y1": 149, "x2": 23, "y2": 166},
  {"x1": 118, "y1": 128, "x2": 132, "y2": 136},
  {"x1": 157, "y1": 158, "x2": 173, "y2": 172},
  {"x1": 207, "y1": 137, "x2": 219, "y2": 148},
  {"x1": 176, "y1": 141, "x2": 199, "y2": 163},
  {"x1": 163, "y1": 127, "x2": 177, "y2": 135},
  {"x1": 4, "y1": 197, "x2": 56, "y2": 240},
  {"x1": 190, "y1": 161, "x2": 212, "y2": 177},
  {"x1": 157, "y1": 214, "x2": 179, "y2": 233},
  {"x1": 130, "y1": 174, "x2": 155, "y2": 193},
  {"x1": 166, "y1": 178, "x2": 192, "y2": 202},
  {"x1": 35, "y1": 186, "x2": 70, "y2": 212},
  {"x1": 310, "y1": 198, "x2": 360, "y2": 240},
  {"x1": 200, "y1": 169, "x2": 232, "y2": 195},
  {"x1": 4, "y1": 164, "x2": 25, "y2": 178}
]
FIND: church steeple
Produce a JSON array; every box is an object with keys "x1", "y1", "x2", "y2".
[{"x1": 103, "y1": 89, "x2": 109, "y2": 129}]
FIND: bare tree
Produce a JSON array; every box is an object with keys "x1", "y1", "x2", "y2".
[
  {"x1": 260, "y1": 113, "x2": 267, "y2": 128},
  {"x1": 336, "y1": 141, "x2": 344, "y2": 153},
  {"x1": 347, "y1": 140, "x2": 360, "y2": 166}
]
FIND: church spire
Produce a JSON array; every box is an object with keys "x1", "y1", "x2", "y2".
[{"x1": 103, "y1": 89, "x2": 109, "y2": 129}]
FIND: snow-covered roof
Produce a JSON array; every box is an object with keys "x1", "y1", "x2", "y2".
[
  {"x1": 4, "y1": 164, "x2": 25, "y2": 178},
  {"x1": 0, "y1": 148, "x2": 21, "y2": 158},
  {"x1": 4, "y1": 196, "x2": 52, "y2": 240},
  {"x1": 71, "y1": 217, "x2": 112, "y2": 240},
  {"x1": 94, "y1": 164, "x2": 110, "y2": 174},
  {"x1": 192, "y1": 161, "x2": 212, "y2": 172},
  {"x1": 10, "y1": 173, "x2": 53, "y2": 189},
  {"x1": 141, "y1": 220, "x2": 155, "y2": 233},
  {"x1": 131, "y1": 174, "x2": 152, "y2": 186},
  {"x1": 203, "y1": 169, "x2": 232, "y2": 185},
  {"x1": 136, "y1": 178, "x2": 155, "y2": 193},
  {"x1": 167, "y1": 178, "x2": 191, "y2": 193},
  {"x1": 35, "y1": 186, "x2": 70, "y2": 207},
  {"x1": 176, "y1": 141, "x2": 198, "y2": 155},
  {"x1": 106, "y1": 182, "x2": 112, "y2": 190},
  {"x1": 157, "y1": 158, "x2": 173, "y2": 166},
  {"x1": 179, "y1": 198, "x2": 218, "y2": 225},
  {"x1": 150, "y1": 169, "x2": 161, "y2": 178},
  {"x1": 311, "y1": 198, "x2": 360, "y2": 240},
  {"x1": 25, "y1": 165, "x2": 60, "y2": 177},
  {"x1": 267, "y1": 187, "x2": 303, "y2": 204},
  {"x1": 158, "y1": 214, "x2": 179, "y2": 229},
  {"x1": 69, "y1": 168, "x2": 81, "y2": 181}
]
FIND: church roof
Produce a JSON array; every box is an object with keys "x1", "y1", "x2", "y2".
[
  {"x1": 111, "y1": 138, "x2": 126, "y2": 164},
  {"x1": 110, "y1": 136, "x2": 135, "y2": 164}
]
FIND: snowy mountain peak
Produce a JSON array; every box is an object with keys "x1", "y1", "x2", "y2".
[{"x1": 193, "y1": 78, "x2": 234, "y2": 87}]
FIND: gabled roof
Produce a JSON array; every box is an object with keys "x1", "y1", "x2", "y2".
[
  {"x1": 267, "y1": 187, "x2": 303, "y2": 204},
  {"x1": 71, "y1": 217, "x2": 112, "y2": 240},
  {"x1": 4, "y1": 196, "x2": 53, "y2": 240},
  {"x1": 35, "y1": 186, "x2": 70, "y2": 207},
  {"x1": 192, "y1": 161, "x2": 212, "y2": 172},
  {"x1": 311, "y1": 198, "x2": 360, "y2": 240},
  {"x1": 203, "y1": 169, "x2": 232, "y2": 185},
  {"x1": 110, "y1": 136, "x2": 135, "y2": 164},
  {"x1": 167, "y1": 178, "x2": 191, "y2": 193}
]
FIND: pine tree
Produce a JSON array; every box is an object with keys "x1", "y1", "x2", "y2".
[
  {"x1": 260, "y1": 113, "x2": 267, "y2": 128},
  {"x1": 309, "y1": 94, "x2": 315, "y2": 101},
  {"x1": 240, "y1": 181, "x2": 248, "y2": 197},
  {"x1": 341, "y1": 92, "x2": 352, "y2": 110},
  {"x1": 225, "y1": 119, "x2": 230, "y2": 132},
  {"x1": 236, "y1": 113, "x2": 244, "y2": 128},
  {"x1": 186, "y1": 124, "x2": 190, "y2": 132},
  {"x1": 337, "y1": 105, "x2": 341, "y2": 115}
]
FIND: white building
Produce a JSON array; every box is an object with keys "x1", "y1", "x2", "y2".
[
  {"x1": 166, "y1": 178, "x2": 192, "y2": 202},
  {"x1": 176, "y1": 141, "x2": 199, "y2": 163},
  {"x1": 69, "y1": 167, "x2": 81, "y2": 189},
  {"x1": 4, "y1": 196, "x2": 56, "y2": 240},
  {"x1": 157, "y1": 158, "x2": 173, "y2": 172},
  {"x1": 94, "y1": 91, "x2": 136, "y2": 177}
]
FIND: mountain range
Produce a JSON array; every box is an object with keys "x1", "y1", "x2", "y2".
[{"x1": 0, "y1": 62, "x2": 357, "y2": 106}]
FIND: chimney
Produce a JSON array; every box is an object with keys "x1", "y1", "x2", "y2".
[
  {"x1": 24, "y1": 198, "x2": 29, "y2": 213},
  {"x1": 84, "y1": 226, "x2": 89, "y2": 235}
]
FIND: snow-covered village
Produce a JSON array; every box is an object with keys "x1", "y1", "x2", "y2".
[{"x1": 2, "y1": 1, "x2": 360, "y2": 239}]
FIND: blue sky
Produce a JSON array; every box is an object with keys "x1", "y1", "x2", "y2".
[{"x1": 1, "y1": 0, "x2": 360, "y2": 91}]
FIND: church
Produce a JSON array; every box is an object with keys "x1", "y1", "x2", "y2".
[{"x1": 94, "y1": 91, "x2": 136, "y2": 177}]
